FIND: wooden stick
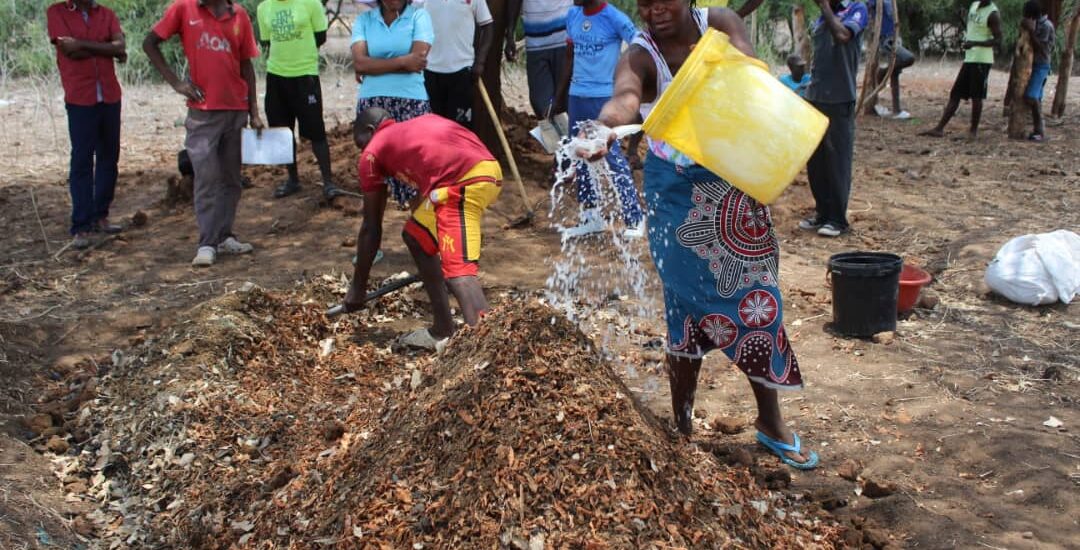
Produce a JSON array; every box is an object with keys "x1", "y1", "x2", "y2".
[
  {"x1": 28, "y1": 187, "x2": 51, "y2": 254},
  {"x1": 856, "y1": 0, "x2": 886, "y2": 115},
  {"x1": 476, "y1": 78, "x2": 533, "y2": 217}
]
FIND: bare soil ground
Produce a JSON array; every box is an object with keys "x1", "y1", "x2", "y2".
[{"x1": 0, "y1": 63, "x2": 1077, "y2": 548}]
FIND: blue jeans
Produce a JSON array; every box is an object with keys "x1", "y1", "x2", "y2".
[
  {"x1": 66, "y1": 102, "x2": 121, "y2": 234},
  {"x1": 1025, "y1": 63, "x2": 1051, "y2": 101},
  {"x1": 567, "y1": 95, "x2": 643, "y2": 226}
]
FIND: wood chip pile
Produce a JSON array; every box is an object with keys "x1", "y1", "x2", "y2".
[{"x1": 54, "y1": 285, "x2": 843, "y2": 548}]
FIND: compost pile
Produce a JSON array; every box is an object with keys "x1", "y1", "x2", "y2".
[{"x1": 52, "y1": 283, "x2": 842, "y2": 548}]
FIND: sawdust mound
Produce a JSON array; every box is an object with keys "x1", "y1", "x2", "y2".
[{"x1": 63, "y1": 288, "x2": 840, "y2": 548}]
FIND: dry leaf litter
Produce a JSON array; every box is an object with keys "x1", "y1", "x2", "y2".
[{"x1": 38, "y1": 281, "x2": 847, "y2": 548}]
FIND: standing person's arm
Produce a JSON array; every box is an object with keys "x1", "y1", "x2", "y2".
[
  {"x1": 736, "y1": 0, "x2": 765, "y2": 18},
  {"x1": 352, "y1": 10, "x2": 431, "y2": 76},
  {"x1": 988, "y1": 10, "x2": 1003, "y2": 50},
  {"x1": 472, "y1": 0, "x2": 495, "y2": 79},
  {"x1": 553, "y1": 44, "x2": 573, "y2": 115},
  {"x1": 963, "y1": 10, "x2": 1003, "y2": 49},
  {"x1": 50, "y1": 10, "x2": 127, "y2": 61},
  {"x1": 241, "y1": 59, "x2": 265, "y2": 130},
  {"x1": 310, "y1": 0, "x2": 329, "y2": 47},
  {"x1": 504, "y1": 0, "x2": 522, "y2": 61},
  {"x1": 238, "y1": 12, "x2": 264, "y2": 130},
  {"x1": 815, "y1": 0, "x2": 858, "y2": 44},
  {"x1": 256, "y1": 5, "x2": 270, "y2": 54},
  {"x1": 143, "y1": 6, "x2": 205, "y2": 103},
  {"x1": 344, "y1": 184, "x2": 389, "y2": 311},
  {"x1": 708, "y1": 7, "x2": 758, "y2": 57}
]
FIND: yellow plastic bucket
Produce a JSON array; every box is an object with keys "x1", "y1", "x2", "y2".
[{"x1": 642, "y1": 29, "x2": 829, "y2": 204}]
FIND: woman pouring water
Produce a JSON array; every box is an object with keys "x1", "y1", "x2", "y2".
[{"x1": 581, "y1": 0, "x2": 818, "y2": 469}]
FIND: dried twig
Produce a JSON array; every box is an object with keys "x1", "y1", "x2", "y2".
[{"x1": 29, "y1": 187, "x2": 51, "y2": 254}]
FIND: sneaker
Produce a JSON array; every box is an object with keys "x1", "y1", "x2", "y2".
[
  {"x1": 623, "y1": 221, "x2": 646, "y2": 239},
  {"x1": 873, "y1": 104, "x2": 892, "y2": 117},
  {"x1": 893, "y1": 110, "x2": 912, "y2": 120},
  {"x1": 71, "y1": 233, "x2": 91, "y2": 250},
  {"x1": 94, "y1": 219, "x2": 123, "y2": 234},
  {"x1": 817, "y1": 223, "x2": 845, "y2": 238},
  {"x1": 192, "y1": 246, "x2": 216, "y2": 267},
  {"x1": 561, "y1": 208, "x2": 605, "y2": 239},
  {"x1": 217, "y1": 236, "x2": 254, "y2": 255},
  {"x1": 798, "y1": 217, "x2": 823, "y2": 231},
  {"x1": 399, "y1": 328, "x2": 449, "y2": 353}
]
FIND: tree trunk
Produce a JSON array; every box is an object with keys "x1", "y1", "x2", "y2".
[
  {"x1": 472, "y1": 0, "x2": 509, "y2": 164},
  {"x1": 1006, "y1": 28, "x2": 1035, "y2": 139},
  {"x1": 749, "y1": 11, "x2": 758, "y2": 50},
  {"x1": 1052, "y1": 4, "x2": 1080, "y2": 117},
  {"x1": 1047, "y1": 0, "x2": 1064, "y2": 27},
  {"x1": 792, "y1": 5, "x2": 812, "y2": 64},
  {"x1": 857, "y1": 0, "x2": 885, "y2": 115}
]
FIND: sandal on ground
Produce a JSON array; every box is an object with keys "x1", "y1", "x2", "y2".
[
  {"x1": 399, "y1": 328, "x2": 449, "y2": 353},
  {"x1": 273, "y1": 179, "x2": 301, "y2": 198},
  {"x1": 756, "y1": 431, "x2": 820, "y2": 470}
]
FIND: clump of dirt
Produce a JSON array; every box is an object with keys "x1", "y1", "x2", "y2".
[{"x1": 53, "y1": 286, "x2": 844, "y2": 547}]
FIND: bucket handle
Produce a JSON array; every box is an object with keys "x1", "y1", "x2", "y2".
[{"x1": 825, "y1": 268, "x2": 833, "y2": 289}]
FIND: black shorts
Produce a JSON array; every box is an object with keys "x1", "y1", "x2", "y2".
[
  {"x1": 265, "y1": 73, "x2": 327, "y2": 142},
  {"x1": 949, "y1": 62, "x2": 992, "y2": 101},
  {"x1": 424, "y1": 68, "x2": 474, "y2": 127}
]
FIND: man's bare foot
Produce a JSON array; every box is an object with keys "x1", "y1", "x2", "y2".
[
  {"x1": 754, "y1": 418, "x2": 812, "y2": 464},
  {"x1": 919, "y1": 128, "x2": 945, "y2": 137}
]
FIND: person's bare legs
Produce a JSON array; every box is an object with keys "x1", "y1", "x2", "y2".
[
  {"x1": 921, "y1": 96, "x2": 961, "y2": 137},
  {"x1": 403, "y1": 231, "x2": 455, "y2": 338},
  {"x1": 750, "y1": 382, "x2": 811, "y2": 463},
  {"x1": 667, "y1": 353, "x2": 814, "y2": 463},
  {"x1": 890, "y1": 70, "x2": 903, "y2": 114},
  {"x1": 446, "y1": 276, "x2": 488, "y2": 326},
  {"x1": 667, "y1": 354, "x2": 702, "y2": 435},
  {"x1": 1026, "y1": 96, "x2": 1045, "y2": 138},
  {"x1": 969, "y1": 98, "x2": 984, "y2": 138}
]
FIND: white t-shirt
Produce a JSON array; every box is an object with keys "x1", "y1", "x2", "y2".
[
  {"x1": 425, "y1": 0, "x2": 493, "y2": 73},
  {"x1": 523, "y1": 0, "x2": 572, "y2": 51}
]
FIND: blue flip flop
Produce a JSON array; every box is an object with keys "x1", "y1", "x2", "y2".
[{"x1": 756, "y1": 431, "x2": 820, "y2": 470}]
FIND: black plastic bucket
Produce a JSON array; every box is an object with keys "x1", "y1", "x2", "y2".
[{"x1": 828, "y1": 252, "x2": 903, "y2": 337}]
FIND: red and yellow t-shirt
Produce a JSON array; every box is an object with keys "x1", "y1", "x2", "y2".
[
  {"x1": 152, "y1": 0, "x2": 259, "y2": 111},
  {"x1": 358, "y1": 115, "x2": 497, "y2": 197}
]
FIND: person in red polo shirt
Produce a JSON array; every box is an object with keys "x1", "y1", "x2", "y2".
[
  {"x1": 46, "y1": 0, "x2": 127, "y2": 250},
  {"x1": 341, "y1": 109, "x2": 503, "y2": 351},
  {"x1": 143, "y1": 0, "x2": 265, "y2": 267}
]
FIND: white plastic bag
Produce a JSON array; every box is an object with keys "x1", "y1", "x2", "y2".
[
  {"x1": 984, "y1": 230, "x2": 1080, "y2": 306},
  {"x1": 241, "y1": 128, "x2": 294, "y2": 165}
]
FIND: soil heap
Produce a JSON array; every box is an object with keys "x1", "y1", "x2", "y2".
[{"x1": 57, "y1": 285, "x2": 842, "y2": 548}]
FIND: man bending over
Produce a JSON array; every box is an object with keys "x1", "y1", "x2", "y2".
[{"x1": 341, "y1": 108, "x2": 503, "y2": 351}]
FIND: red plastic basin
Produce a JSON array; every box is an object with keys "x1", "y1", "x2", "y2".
[{"x1": 898, "y1": 264, "x2": 932, "y2": 313}]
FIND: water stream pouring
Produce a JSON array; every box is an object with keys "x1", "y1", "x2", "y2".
[{"x1": 546, "y1": 122, "x2": 661, "y2": 384}]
